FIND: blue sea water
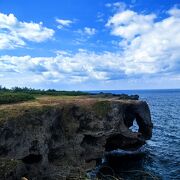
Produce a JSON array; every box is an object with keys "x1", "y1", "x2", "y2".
[{"x1": 89, "y1": 89, "x2": 180, "y2": 180}]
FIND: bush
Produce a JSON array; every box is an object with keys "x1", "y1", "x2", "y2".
[
  {"x1": 0, "y1": 86, "x2": 89, "y2": 96},
  {"x1": 0, "y1": 93, "x2": 35, "y2": 104}
]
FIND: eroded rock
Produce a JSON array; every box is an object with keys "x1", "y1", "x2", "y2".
[{"x1": 0, "y1": 96, "x2": 153, "y2": 179}]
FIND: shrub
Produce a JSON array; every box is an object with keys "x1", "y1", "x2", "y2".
[
  {"x1": 0, "y1": 86, "x2": 90, "y2": 96},
  {"x1": 0, "y1": 93, "x2": 35, "y2": 104}
]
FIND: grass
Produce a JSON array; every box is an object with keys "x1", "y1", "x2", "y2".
[
  {"x1": 0, "y1": 86, "x2": 90, "y2": 96},
  {"x1": 92, "y1": 101, "x2": 111, "y2": 117},
  {"x1": 0, "y1": 95, "x2": 94, "y2": 125},
  {"x1": 0, "y1": 104, "x2": 43, "y2": 125},
  {"x1": 0, "y1": 95, "x2": 117, "y2": 124},
  {"x1": 0, "y1": 92, "x2": 35, "y2": 104},
  {"x1": 0, "y1": 89, "x2": 131, "y2": 125},
  {"x1": 0, "y1": 86, "x2": 90, "y2": 105}
]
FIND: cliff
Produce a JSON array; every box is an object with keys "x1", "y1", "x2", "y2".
[{"x1": 0, "y1": 95, "x2": 153, "y2": 180}]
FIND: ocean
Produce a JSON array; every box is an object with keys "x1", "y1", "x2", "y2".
[{"x1": 89, "y1": 89, "x2": 180, "y2": 180}]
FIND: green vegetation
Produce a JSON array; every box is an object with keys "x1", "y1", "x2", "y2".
[
  {"x1": 0, "y1": 85, "x2": 90, "y2": 104},
  {"x1": 0, "y1": 105, "x2": 42, "y2": 124},
  {"x1": 92, "y1": 101, "x2": 111, "y2": 117},
  {"x1": 0, "y1": 92, "x2": 35, "y2": 104},
  {"x1": 0, "y1": 86, "x2": 89, "y2": 96}
]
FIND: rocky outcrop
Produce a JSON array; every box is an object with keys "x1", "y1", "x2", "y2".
[{"x1": 0, "y1": 97, "x2": 153, "y2": 180}]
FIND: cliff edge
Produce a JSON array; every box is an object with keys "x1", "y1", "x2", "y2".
[{"x1": 0, "y1": 95, "x2": 153, "y2": 180}]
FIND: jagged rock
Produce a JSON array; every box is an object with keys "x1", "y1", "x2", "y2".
[
  {"x1": 0, "y1": 158, "x2": 26, "y2": 180},
  {"x1": 0, "y1": 96, "x2": 153, "y2": 179}
]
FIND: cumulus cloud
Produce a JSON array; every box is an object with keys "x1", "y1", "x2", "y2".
[
  {"x1": 106, "y1": 10, "x2": 156, "y2": 40},
  {"x1": 0, "y1": 12, "x2": 54, "y2": 49},
  {"x1": 106, "y1": 7, "x2": 180, "y2": 75},
  {"x1": 0, "y1": 52, "x2": 122, "y2": 85},
  {"x1": 0, "y1": 7, "x2": 180, "y2": 89},
  {"x1": 56, "y1": 18, "x2": 73, "y2": 29}
]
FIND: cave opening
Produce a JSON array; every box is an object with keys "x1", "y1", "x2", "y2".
[
  {"x1": 104, "y1": 110, "x2": 150, "y2": 152},
  {"x1": 81, "y1": 135, "x2": 98, "y2": 147},
  {"x1": 129, "y1": 119, "x2": 139, "y2": 132},
  {"x1": 124, "y1": 108, "x2": 140, "y2": 134},
  {"x1": 22, "y1": 154, "x2": 42, "y2": 164},
  {"x1": 105, "y1": 134, "x2": 144, "y2": 152},
  {"x1": 125, "y1": 111, "x2": 151, "y2": 139}
]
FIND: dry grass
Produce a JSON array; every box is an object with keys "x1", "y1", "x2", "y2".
[
  {"x1": 0, "y1": 95, "x2": 134, "y2": 124},
  {"x1": 0, "y1": 96, "x2": 95, "y2": 123}
]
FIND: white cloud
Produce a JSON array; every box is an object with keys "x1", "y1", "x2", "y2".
[
  {"x1": 105, "y1": 2, "x2": 126, "y2": 11},
  {"x1": 55, "y1": 50, "x2": 71, "y2": 56},
  {"x1": 84, "y1": 27, "x2": 96, "y2": 35},
  {"x1": 0, "y1": 33, "x2": 25, "y2": 49},
  {"x1": 168, "y1": 7, "x2": 180, "y2": 17},
  {"x1": 0, "y1": 52, "x2": 121, "y2": 84},
  {"x1": 0, "y1": 43, "x2": 179, "y2": 88},
  {"x1": 97, "y1": 12, "x2": 104, "y2": 22},
  {"x1": 0, "y1": 12, "x2": 54, "y2": 49},
  {"x1": 56, "y1": 18, "x2": 73, "y2": 29},
  {"x1": 0, "y1": 7, "x2": 180, "y2": 89},
  {"x1": 106, "y1": 10, "x2": 156, "y2": 40},
  {"x1": 76, "y1": 27, "x2": 96, "y2": 36},
  {"x1": 106, "y1": 7, "x2": 180, "y2": 75},
  {"x1": 105, "y1": 3, "x2": 112, "y2": 8}
]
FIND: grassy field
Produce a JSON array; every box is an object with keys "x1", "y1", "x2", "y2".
[{"x1": 0, "y1": 86, "x2": 90, "y2": 105}]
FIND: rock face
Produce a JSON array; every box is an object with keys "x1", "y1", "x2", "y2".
[{"x1": 0, "y1": 97, "x2": 153, "y2": 180}]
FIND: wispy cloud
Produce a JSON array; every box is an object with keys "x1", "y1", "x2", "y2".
[
  {"x1": 76, "y1": 27, "x2": 96, "y2": 36},
  {"x1": 84, "y1": 27, "x2": 96, "y2": 35},
  {"x1": 56, "y1": 18, "x2": 73, "y2": 29},
  {"x1": 105, "y1": 2, "x2": 126, "y2": 11},
  {"x1": 97, "y1": 12, "x2": 104, "y2": 22},
  {"x1": 0, "y1": 12, "x2": 54, "y2": 49}
]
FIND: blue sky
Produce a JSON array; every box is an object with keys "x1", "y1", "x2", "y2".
[{"x1": 0, "y1": 0, "x2": 180, "y2": 90}]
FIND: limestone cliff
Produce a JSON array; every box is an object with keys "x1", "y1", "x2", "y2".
[{"x1": 0, "y1": 95, "x2": 153, "y2": 180}]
